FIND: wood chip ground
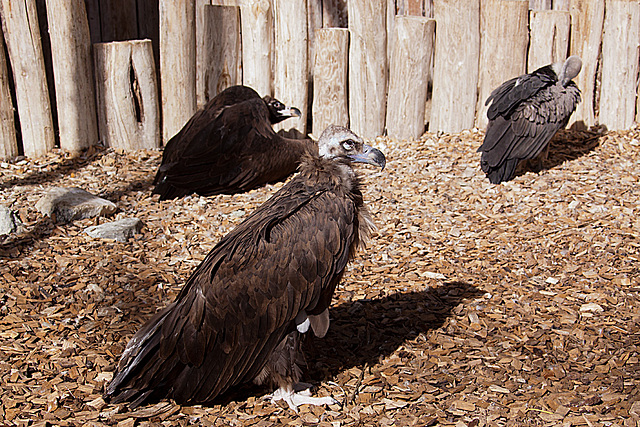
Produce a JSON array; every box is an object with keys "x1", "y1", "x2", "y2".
[{"x1": 1, "y1": 127, "x2": 639, "y2": 426}]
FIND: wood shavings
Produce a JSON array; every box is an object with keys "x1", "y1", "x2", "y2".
[{"x1": 1, "y1": 127, "x2": 639, "y2": 425}]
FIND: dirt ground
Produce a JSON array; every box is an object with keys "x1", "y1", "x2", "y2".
[{"x1": 1, "y1": 126, "x2": 639, "y2": 426}]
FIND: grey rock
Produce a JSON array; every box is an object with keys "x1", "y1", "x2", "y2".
[
  {"x1": 0, "y1": 206, "x2": 24, "y2": 235},
  {"x1": 85, "y1": 218, "x2": 143, "y2": 242},
  {"x1": 36, "y1": 187, "x2": 117, "y2": 224}
]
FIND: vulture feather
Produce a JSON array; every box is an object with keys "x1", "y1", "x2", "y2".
[
  {"x1": 153, "y1": 85, "x2": 317, "y2": 200},
  {"x1": 478, "y1": 56, "x2": 582, "y2": 184},
  {"x1": 105, "y1": 125, "x2": 386, "y2": 411}
]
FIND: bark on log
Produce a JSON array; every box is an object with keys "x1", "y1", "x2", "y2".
[
  {"x1": 429, "y1": 0, "x2": 480, "y2": 133},
  {"x1": 274, "y1": 0, "x2": 308, "y2": 134},
  {"x1": 46, "y1": 0, "x2": 99, "y2": 152},
  {"x1": 568, "y1": 0, "x2": 604, "y2": 129},
  {"x1": 475, "y1": 0, "x2": 529, "y2": 130},
  {"x1": 0, "y1": 31, "x2": 17, "y2": 160},
  {"x1": 0, "y1": 0, "x2": 55, "y2": 158},
  {"x1": 527, "y1": 10, "x2": 570, "y2": 72},
  {"x1": 552, "y1": 0, "x2": 570, "y2": 10},
  {"x1": 94, "y1": 40, "x2": 160, "y2": 150},
  {"x1": 386, "y1": 16, "x2": 435, "y2": 139},
  {"x1": 240, "y1": 0, "x2": 274, "y2": 97},
  {"x1": 348, "y1": 0, "x2": 387, "y2": 138},
  {"x1": 599, "y1": 0, "x2": 640, "y2": 130},
  {"x1": 160, "y1": 0, "x2": 196, "y2": 142},
  {"x1": 312, "y1": 28, "x2": 349, "y2": 137},
  {"x1": 198, "y1": 5, "x2": 241, "y2": 107}
]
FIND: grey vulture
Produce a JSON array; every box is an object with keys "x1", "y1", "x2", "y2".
[
  {"x1": 478, "y1": 56, "x2": 582, "y2": 184},
  {"x1": 152, "y1": 85, "x2": 316, "y2": 200},
  {"x1": 105, "y1": 125, "x2": 386, "y2": 411}
]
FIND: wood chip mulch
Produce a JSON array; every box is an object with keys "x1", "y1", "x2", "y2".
[{"x1": 1, "y1": 126, "x2": 639, "y2": 427}]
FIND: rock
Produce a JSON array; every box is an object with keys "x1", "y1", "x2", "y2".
[
  {"x1": 36, "y1": 187, "x2": 117, "y2": 224},
  {"x1": 0, "y1": 206, "x2": 24, "y2": 235},
  {"x1": 84, "y1": 218, "x2": 143, "y2": 242}
]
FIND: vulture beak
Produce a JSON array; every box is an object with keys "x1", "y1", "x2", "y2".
[
  {"x1": 349, "y1": 144, "x2": 386, "y2": 170},
  {"x1": 280, "y1": 106, "x2": 302, "y2": 118}
]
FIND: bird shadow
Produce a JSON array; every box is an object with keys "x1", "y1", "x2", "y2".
[
  {"x1": 214, "y1": 281, "x2": 482, "y2": 405},
  {"x1": 513, "y1": 127, "x2": 603, "y2": 179}
]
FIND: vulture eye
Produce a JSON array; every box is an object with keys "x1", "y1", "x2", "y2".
[
  {"x1": 342, "y1": 140, "x2": 355, "y2": 151},
  {"x1": 272, "y1": 101, "x2": 283, "y2": 109}
]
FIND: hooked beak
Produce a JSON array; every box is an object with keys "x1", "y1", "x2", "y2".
[
  {"x1": 281, "y1": 106, "x2": 301, "y2": 118},
  {"x1": 348, "y1": 144, "x2": 386, "y2": 170}
]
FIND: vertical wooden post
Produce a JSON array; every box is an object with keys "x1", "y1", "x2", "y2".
[
  {"x1": 199, "y1": 5, "x2": 241, "y2": 106},
  {"x1": 94, "y1": 40, "x2": 160, "y2": 150},
  {"x1": 386, "y1": 16, "x2": 435, "y2": 139},
  {"x1": 527, "y1": 10, "x2": 570, "y2": 72},
  {"x1": 274, "y1": 0, "x2": 308, "y2": 134},
  {"x1": 568, "y1": 0, "x2": 604, "y2": 129},
  {"x1": 599, "y1": 0, "x2": 640, "y2": 130},
  {"x1": 160, "y1": 0, "x2": 196, "y2": 142},
  {"x1": 0, "y1": 0, "x2": 55, "y2": 158},
  {"x1": 475, "y1": 0, "x2": 529, "y2": 130},
  {"x1": 0, "y1": 31, "x2": 17, "y2": 160},
  {"x1": 240, "y1": 0, "x2": 274, "y2": 97},
  {"x1": 45, "y1": 0, "x2": 99, "y2": 153},
  {"x1": 348, "y1": 0, "x2": 387, "y2": 138},
  {"x1": 196, "y1": 0, "x2": 211, "y2": 109},
  {"x1": 312, "y1": 28, "x2": 349, "y2": 137},
  {"x1": 323, "y1": 0, "x2": 348, "y2": 27},
  {"x1": 429, "y1": 0, "x2": 480, "y2": 133}
]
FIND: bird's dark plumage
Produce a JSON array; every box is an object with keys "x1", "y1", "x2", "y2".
[
  {"x1": 105, "y1": 125, "x2": 386, "y2": 410},
  {"x1": 153, "y1": 85, "x2": 315, "y2": 200},
  {"x1": 478, "y1": 56, "x2": 582, "y2": 184}
]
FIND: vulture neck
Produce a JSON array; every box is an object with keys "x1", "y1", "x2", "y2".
[{"x1": 299, "y1": 154, "x2": 358, "y2": 194}]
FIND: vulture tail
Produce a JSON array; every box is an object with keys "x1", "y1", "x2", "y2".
[
  {"x1": 152, "y1": 181, "x2": 193, "y2": 200},
  {"x1": 104, "y1": 305, "x2": 175, "y2": 407},
  {"x1": 482, "y1": 157, "x2": 520, "y2": 184}
]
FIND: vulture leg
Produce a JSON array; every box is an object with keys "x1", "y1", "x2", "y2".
[{"x1": 270, "y1": 383, "x2": 338, "y2": 413}]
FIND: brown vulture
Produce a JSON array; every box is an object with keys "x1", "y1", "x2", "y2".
[
  {"x1": 152, "y1": 85, "x2": 316, "y2": 200},
  {"x1": 105, "y1": 125, "x2": 386, "y2": 411},
  {"x1": 478, "y1": 56, "x2": 582, "y2": 184}
]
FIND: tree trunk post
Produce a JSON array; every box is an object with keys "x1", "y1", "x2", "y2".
[
  {"x1": 475, "y1": 0, "x2": 529, "y2": 130},
  {"x1": 348, "y1": 0, "x2": 387, "y2": 138},
  {"x1": 386, "y1": 16, "x2": 435, "y2": 139},
  {"x1": 568, "y1": 0, "x2": 604, "y2": 129},
  {"x1": 240, "y1": 0, "x2": 274, "y2": 98},
  {"x1": 0, "y1": 0, "x2": 55, "y2": 158},
  {"x1": 429, "y1": 0, "x2": 480, "y2": 133},
  {"x1": 0, "y1": 31, "x2": 17, "y2": 160},
  {"x1": 159, "y1": 0, "x2": 196, "y2": 143},
  {"x1": 273, "y1": 0, "x2": 308, "y2": 134},
  {"x1": 45, "y1": 0, "x2": 99, "y2": 153},
  {"x1": 599, "y1": 0, "x2": 640, "y2": 130},
  {"x1": 94, "y1": 40, "x2": 160, "y2": 150},
  {"x1": 312, "y1": 28, "x2": 349, "y2": 137}
]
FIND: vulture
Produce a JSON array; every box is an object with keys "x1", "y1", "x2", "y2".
[
  {"x1": 153, "y1": 85, "x2": 316, "y2": 200},
  {"x1": 478, "y1": 56, "x2": 582, "y2": 184},
  {"x1": 105, "y1": 125, "x2": 386, "y2": 411}
]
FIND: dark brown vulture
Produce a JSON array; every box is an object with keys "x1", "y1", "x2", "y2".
[
  {"x1": 478, "y1": 56, "x2": 582, "y2": 184},
  {"x1": 152, "y1": 85, "x2": 316, "y2": 200},
  {"x1": 105, "y1": 125, "x2": 386, "y2": 411}
]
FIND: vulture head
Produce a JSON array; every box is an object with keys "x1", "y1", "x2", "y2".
[
  {"x1": 263, "y1": 96, "x2": 302, "y2": 124},
  {"x1": 317, "y1": 125, "x2": 386, "y2": 169},
  {"x1": 555, "y1": 55, "x2": 582, "y2": 87}
]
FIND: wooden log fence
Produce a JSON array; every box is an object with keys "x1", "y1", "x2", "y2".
[{"x1": 0, "y1": 0, "x2": 639, "y2": 160}]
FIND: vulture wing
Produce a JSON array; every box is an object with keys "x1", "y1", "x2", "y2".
[
  {"x1": 479, "y1": 65, "x2": 581, "y2": 184},
  {"x1": 106, "y1": 174, "x2": 360, "y2": 407}
]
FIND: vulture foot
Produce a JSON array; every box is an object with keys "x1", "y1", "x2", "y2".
[{"x1": 270, "y1": 383, "x2": 338, "y2": 413}]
